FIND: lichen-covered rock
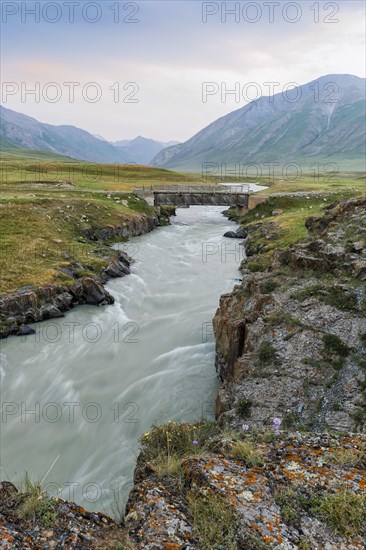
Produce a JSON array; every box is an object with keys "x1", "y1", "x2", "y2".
[
  {"x1": 0, "y1": 481, "x2": 128, "y2": 549},
  {"x1": 124, "y1": 431, "x2": 366, "y2": 549}
]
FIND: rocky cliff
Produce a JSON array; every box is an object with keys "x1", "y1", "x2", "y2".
[{"x1": 213, "y1": 195, "x2": 366, "y2": 435}]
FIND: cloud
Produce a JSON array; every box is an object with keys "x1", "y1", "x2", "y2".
[{"x1": 1, "y1": 1, "x2": 365, "y2": 141}]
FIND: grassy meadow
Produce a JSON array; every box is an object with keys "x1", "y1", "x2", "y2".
[{"x1": 0, "y1": 147, "x2": 365, "y2": 294}]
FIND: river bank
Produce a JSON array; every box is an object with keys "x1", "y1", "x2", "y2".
[{"x1": 0, "y1": 198, "x2": 176, "y2": 339}]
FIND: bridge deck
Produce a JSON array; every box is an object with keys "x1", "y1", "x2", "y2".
[{"x1": 134, "y1": 184, "x2": 250, "y2": 195}]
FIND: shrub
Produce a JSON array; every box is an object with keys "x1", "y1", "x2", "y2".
[
  {"x1": 359, "y1": 333, "x2": 366, "y2": 347},
  {"x1": 322, "y1": 334, "x2": 350, "y2": 358},
  {"x1": 236, "y1": 398, "x2": 252, "y2": 418},
  {"x1": 260, "y1": 280, "x2": 279, "y2": 294},
  {"x1": 140, "y1": 421, "x2": 222, "y2": 461},
  {"x1": 257, "y1": 341, "x2": 277, "y2": 365}
]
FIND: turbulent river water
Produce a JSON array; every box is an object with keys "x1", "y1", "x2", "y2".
[{"x1": 0, "y1": 205, "x2": 247, "y2": 515}]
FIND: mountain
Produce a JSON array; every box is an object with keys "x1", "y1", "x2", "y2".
[
  {"x1": 112, "y1": 136, "x2": 179, "y2": 165},
  {"x1": 151, "y1": 74, "x2": 366, "y2": 171},
  {"x1": 0, "y1": 106, "x2": 131, "y2": 164}
]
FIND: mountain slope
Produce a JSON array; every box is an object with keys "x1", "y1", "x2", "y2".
[
  {"x1": 152, "y1": 74, "x2": 366, "y2": 171},
  {"x1": 0, "y1": 106, "x2": 131, "y2": 164},
  {"x1": 113, "y1": 136, "x2": 179, "y2": 165}
]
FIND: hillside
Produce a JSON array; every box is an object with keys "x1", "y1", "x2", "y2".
[
  {"x1": 0, "y1": 106, "x2": 131, "y2": 164},
  {"x1": 152, "y1": 74, "x2": 366, "y2": 172}
]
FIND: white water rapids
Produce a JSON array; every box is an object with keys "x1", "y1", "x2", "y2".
[{"x1": 0, "y1": 205, "x2": 247, "y2": 515}]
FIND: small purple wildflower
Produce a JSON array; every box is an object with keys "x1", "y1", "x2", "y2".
[
  {"x1": 272, "y1": 417, "x2": 282, "y2": 435},
  {"x1": 241, "y1": 423, "x2": 250, "y2": 431},
  {"x1": 192, "y1": 440, "x2": 199, "y2": 445}
]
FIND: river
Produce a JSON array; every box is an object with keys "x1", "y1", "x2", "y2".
[{"x1": 0, "y1": 204, "x2": 247, "y2": 515}]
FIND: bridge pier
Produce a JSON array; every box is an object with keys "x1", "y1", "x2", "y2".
[{"x1": 236, "y1": 205, "x2": 247, "y2": 217}]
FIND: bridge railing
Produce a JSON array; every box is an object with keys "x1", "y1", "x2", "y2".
[{"x1": 134, "y1": 184, "x2": 250, "y2": 195}]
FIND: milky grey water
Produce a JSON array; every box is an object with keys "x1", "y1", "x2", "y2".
[{"x1": 0, "y1": 205, "x2": 245, "y2": 515}]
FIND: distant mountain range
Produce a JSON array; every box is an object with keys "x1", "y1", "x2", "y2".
[
  {"x1": 1, "y1": 74, "x2": 365, "y2": 171},
  {"x1": 0, "y1": 106, "x2": 178, "y2": 165},
  {"x1": 151, "y1": 74, "x2": 366, "y2": 171},
  {"x1": 112, "y1": 136, "x2": 179, "y2": 165}
]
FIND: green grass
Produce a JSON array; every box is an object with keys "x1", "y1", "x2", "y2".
[
  {"x1": 0, "y1": 153, "x2": 210, "y2": 192},
  {"x1": 0, "y1": 192, "x2": 152, "y2": 292},
  {"x1": 16, "y1": 472, "x2": 57, "y2": 527},
  {"x1": 257, "y1": 170, "x2": 366, "y2": 194},
  {"x1": 226, "y1": 440, "x2": 264, "y2": 467},
  {"x1": 292, "y1": 281, "x2": 361, "y2": 312},
  {"x1": 313, "y1": 490, "x2": 366, "y2": 537},
  {"x1": 188, "y1": 491, "x2": 238, "y2": 550},
  {"x1": 360, "y1": 333, "x2": 366, "y2": 347},
  {"x1": 0, "y1": 152, "x2": 221, "y2": 294},
  {"x1": 239, "y1": 190, "x2": 364, "y2": 272}
]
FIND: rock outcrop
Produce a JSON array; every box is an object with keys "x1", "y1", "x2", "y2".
[
  {"x1": 0, "y1": 481, "x2": 128, "y2": 549},
  {"x1": 3, "y1": 428, "x2": 364, "y2": 548},
  {"x1": 214, "y1": 196, "x2": 366, "y2": 434}
]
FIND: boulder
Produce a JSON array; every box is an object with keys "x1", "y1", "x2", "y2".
[
  {"x1": 52, "y1": 292, "x2": 74, "y2": 312},
  {"x1": 17, "y1": 325, "x2": 36, "y2": 337},
  {"x1": 236, "y1": 227, "x2": 248, "y2": 239},
  {"x1": 118, "y1": 252, "x2": 132, "y2": 267},
  {"x1": 39, "y1": 304, "x2": 65, "y2": 320},
  {"x1": 103, "y1": 259, "x2": 131, "y2": 278},
  {"x1": 353, "y1": 260, "x2": 366, "y2": 280},
  {"x1": 352, "y1": 240, "x2": 364, "y2": 253},
  {"x1": 70, "y1": 278, "x2": 115, "y2": 306},
  {"x1": 223, "y1": 228, "x2": 248, "y2": 239}
]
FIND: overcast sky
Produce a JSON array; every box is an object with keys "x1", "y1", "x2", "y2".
[{"x1": 1, "y1": 0, "x2": 365, "y2": 141}]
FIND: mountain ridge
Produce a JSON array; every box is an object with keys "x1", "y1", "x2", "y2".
[
  {"x1": 151, "y1": 74, "x2": 366, "y2": 171},
  {"x1": 0, "y1": 106, "x2": 178, "y2": 165}
]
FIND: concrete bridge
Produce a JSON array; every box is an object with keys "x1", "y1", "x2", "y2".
[{"x1": 134, "y1": 185, "x2": 250, "y2": 215}]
